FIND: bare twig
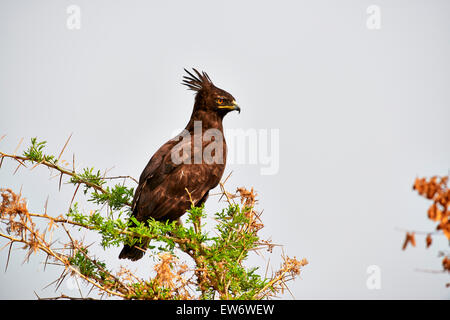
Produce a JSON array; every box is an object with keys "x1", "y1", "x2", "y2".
[
  {"x1": 102, "y1": 175, "x2": 138, "y2": 184},
  {"x1": 57, "y1": 133, "x2": 73, "y2": 163},
  {"x1": 0, "y1": 151, "x2": 108, "y2": 194}
]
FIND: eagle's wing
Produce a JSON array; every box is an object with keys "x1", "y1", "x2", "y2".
[
  {"x1": 131, "y1": 133, "x2": 225, "y2": 222},
  {"x1": 130, "y1": 138, "x2": 178, "y2": 214}
]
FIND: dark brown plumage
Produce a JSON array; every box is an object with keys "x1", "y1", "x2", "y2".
[{"x1": 119, "y1": 68, "x2": 240, "y2": 261}]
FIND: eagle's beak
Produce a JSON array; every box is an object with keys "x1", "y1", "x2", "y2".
[
  {"x1": 232, "y1": 101, "x2": 241, "y2": 114},
  {"x1": 218, "y1": 100, "x2": 241, "y2": 113}
]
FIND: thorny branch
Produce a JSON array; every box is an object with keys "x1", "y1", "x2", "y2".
[
  {"x1": 0, "y1": 150, "x2": 108, "y2": 195},
  {"x1": 0, "y1": 136, "x2": 307, "y2": 299},
  {"x1": 0, "y1": 185, "x2": 307, "y2": 300}
]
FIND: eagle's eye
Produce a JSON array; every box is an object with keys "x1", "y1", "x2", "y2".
[{"x1": 216, "y1": 98, "x2": 224, "y2": 105}]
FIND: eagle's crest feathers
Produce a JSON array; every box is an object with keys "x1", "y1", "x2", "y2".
[{"x1": 182, "y1": 68, "x2": 214, "y2": 92}]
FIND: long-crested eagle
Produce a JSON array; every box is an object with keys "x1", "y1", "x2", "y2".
[{"x1": 119, "y1": 68, "x2": 240, "y2": 261}]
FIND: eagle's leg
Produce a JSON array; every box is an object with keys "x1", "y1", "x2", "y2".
[{"x1": 168, "y1": 192, "x2": 210, "y2": 246}]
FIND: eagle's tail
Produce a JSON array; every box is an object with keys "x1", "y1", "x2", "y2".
[{"x1": 118, "y1": 242, "x2": 147, "y2": 261}]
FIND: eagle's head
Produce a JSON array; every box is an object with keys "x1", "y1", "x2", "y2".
[{"x1": 182, "y1": 68, "x2": 241, "y2": 117}]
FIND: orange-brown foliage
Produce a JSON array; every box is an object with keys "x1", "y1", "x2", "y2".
[
  {"x1": 413, "y1": 176, "x2": 450, "y2": 240},
  {"x1": 410, "y1": 176, "x2": 450, "y2": 279}
]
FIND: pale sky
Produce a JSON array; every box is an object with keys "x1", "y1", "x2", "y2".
[{"x1": 0, "y1": 0, "x2": 449, "y2": 299}]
